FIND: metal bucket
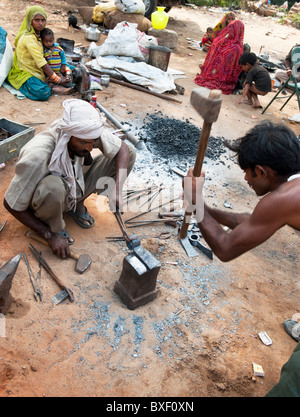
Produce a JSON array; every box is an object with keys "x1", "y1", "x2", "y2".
[{"x1": 148, "y1": 45, "x2": 172, "y2": 72}]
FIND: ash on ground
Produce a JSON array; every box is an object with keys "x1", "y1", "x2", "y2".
[
  {"x1": 127, "y1": 111, "x2": 230, "y2": 192},
  {"x1": 139, "y1": 111, "x2": 227, "y2": 165}
]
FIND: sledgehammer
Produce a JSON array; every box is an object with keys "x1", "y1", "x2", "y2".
[
  {"x1": 179, "y1": 87, "x2": 222, "y2": 239},
  {"x1": 25, "y1": 231, "x2": 92, "y2": 274}
]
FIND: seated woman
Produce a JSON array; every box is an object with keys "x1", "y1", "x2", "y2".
[
  {"x1": 194, "y1": 20, "x2": 244, "y2": 95},
  {"x1": 7, "y1": 5, "x2": 71, "y2": 101},
  {"x1": 213, "y1": 11, "x2": 235, "y2": 38}
]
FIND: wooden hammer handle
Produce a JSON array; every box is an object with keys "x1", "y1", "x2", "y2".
[
  {"x1": 180, "y1": 90, "x2": 221, "y2": 239},
  {"x1": 25, "y1": 231, "x2": 79, "y2": 260},
  {"x1": 180, "y1": 121, "x2": 212, "y2": 239}
]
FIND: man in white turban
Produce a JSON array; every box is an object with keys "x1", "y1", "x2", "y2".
[{"x1": 4, "y1": 99, "x2": 136, "y2": 258}]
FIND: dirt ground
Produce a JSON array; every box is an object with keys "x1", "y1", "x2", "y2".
[{"x1": 0, "y1": 0, "x2": 300, "y2": 398}]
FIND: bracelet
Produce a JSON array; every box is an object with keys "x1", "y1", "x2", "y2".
[{"x1": 49, "y1": 73, "x2": 62, "y2": 84}]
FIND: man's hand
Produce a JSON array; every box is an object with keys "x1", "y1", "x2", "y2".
[
  {"x1": 47, "y1": 233, "x2": 70, "y2": 259},
  {"x1": 182, "y1": 168, "x2": 205, "y2": 223}
]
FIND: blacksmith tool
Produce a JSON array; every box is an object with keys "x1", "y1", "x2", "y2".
[
  {"x1": 188, "y1": 233, "x2": 213, "y2": 260},
  {"x1": 23, "y1": 251, "x2": 43, "y2": 302},
  {"x1": 179, "y1": 87, "x2": 222, "y2": 256},
  {"x1": 29, "y1": 244, "x2": 74, "y2": 303},
  {"x1": 113, "y1": 209, "x2": 161, "y2": 310},
  {"x1": 0, "y1": 253, "x2": 22, "y2": 314},
  {"x1": 25, "y1": 231, "x2": 91, "y2": 274},
  {"x1": 107, "y1": 231, "x2": 171, "y2": 242}
]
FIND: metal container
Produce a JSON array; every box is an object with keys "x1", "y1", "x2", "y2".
[
  {"x1": 0, "y1": 119, "x2": 34, "y2": 164},
  {"x1": 101, "y1": 74, "x2": 110, "y2": 87},
  {"x1": 148, "y1": 45, "x2": 172, "y2": 72},
  {"x1": 85, "y1": 24, "x2": 100, "y2": 42}
]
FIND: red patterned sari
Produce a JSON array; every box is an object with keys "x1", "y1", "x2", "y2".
[{"x1": 194, "y1": 20, "x2": 244, "y2": 95}]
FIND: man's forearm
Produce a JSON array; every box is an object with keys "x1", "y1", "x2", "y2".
[
  {"x1": 3, "y1": 199, "x2": 52, "y2": 238},
  {"x1": 115, "y1": 141, "x2": 130, "y2": 190},
  {"x1": 198, "y1": 206, "x2": 251, "y2": 262},
  {"x1": 205, "y1": 204, "x2": 250, "y2": 229}
]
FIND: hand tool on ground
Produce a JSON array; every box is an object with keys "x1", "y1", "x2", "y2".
[
  {"x1": 25, "y1": 230, "x2": 91, "y2": 274},
  {"x1": 23, "y1": 251, "x2": 43, "y2": 302},
  {"x1": 0, "y1": 220, "x2": 7, "y2": 233},
  {"x1": 113, "y1": 209, "x2": 161, "y2": 310},
  {"x1": 188, "y1": 233, "x2": 213, "y2": 260},
  {"x1": 127, "y1": 219, "x2": 178, "y2": 228},
  {"x1": 29, "y1": 244, "x2": 74, "y2": 303},
  {"x1": 72, "y1": 63, "x2": 145, "y2": 150},
  {"x1": 179, "y1": 87, "x2": 222, "y2": 255},
  {"x1": 0, "y1": 253, "x2": 22, "y2": 314},
  {"x1": 107, "y1": 231, "x2": 171, "y2": 242}
]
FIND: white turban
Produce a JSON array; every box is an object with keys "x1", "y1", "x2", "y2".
[{"x1": 48, "y1": 99, "x2": 106, "y2": 211}]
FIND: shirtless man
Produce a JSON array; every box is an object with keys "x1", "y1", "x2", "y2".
[{"x1": 183, "y1": 120, "x2": 300, "y2": 396}]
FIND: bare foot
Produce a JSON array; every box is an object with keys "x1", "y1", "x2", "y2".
[
  {"x1": 52, "y1": 85, "x2": 72, "y2": 95},
  {"x1": 253, "y1": 100, "x2": 262, "y2": 108},
  {"x1": 240, "y1": 99, "x2": 253, "y2": 105}
]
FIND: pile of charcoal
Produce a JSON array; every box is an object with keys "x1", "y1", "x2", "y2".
[{"x1": 138, "y1": 111, "x2": 227, "y2": 164}]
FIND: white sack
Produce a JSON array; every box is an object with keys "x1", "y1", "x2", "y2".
[
  {"x1": 0, "y1": 38, "x2": 13, "y2": 87},
  {"x1": 97, "y1": 21, "x2": 145, "y2": 60},
  {"x1": 91, "y1": 56, "x2": 176, "y2": 93},
  {"x1": 114, "y1": 0, "x2": 145, "y2": 14}
]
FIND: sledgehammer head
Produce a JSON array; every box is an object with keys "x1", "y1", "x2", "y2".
[
  {"x1": 190, "y1": 87, "x2": 222, "y2": 123},
  {"x1": 70, "y1": 251, "x2": 92, "y2": 274}
]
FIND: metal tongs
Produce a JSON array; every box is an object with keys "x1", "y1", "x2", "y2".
[{"x1": 23, "y1": 250, "x2": 43, "y2": 302}]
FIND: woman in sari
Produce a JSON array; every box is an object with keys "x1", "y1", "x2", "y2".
[
  {"x1": 213, "y1": 11, "x2": 235, "y2": 38},
  {"x1": 7, "y1": 6, "x2": 71, "y2": 101},
  {"x1": 194, "y1": 20, "x2": 244, "y2": 95}
]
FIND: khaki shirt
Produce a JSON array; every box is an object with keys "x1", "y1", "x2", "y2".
[{"x1": 5, "y1": 119, "x2": 122, "y2": 211}]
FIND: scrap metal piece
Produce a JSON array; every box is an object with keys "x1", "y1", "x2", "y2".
[
  {"x1": 51, "y1": 290, "x2": 69, "y2": 305},
  {"x1": 258, "y1": 331, "x2": 272, "y2": 346},
  {"x1": 0, "y1": 253, "x2": 22, "y2": 314}
]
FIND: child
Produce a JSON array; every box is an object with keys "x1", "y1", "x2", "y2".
[
  {"x1": 40, "y1": 28, "x2": 72, "y2": 86},
  {"x1": 200, "y1": 27, "x2": 213, "y2": 52},
  {"x1": 238, "y1": 52, "x2": 272, "y2": 109}
]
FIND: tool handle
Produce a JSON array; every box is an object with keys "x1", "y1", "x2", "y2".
[
  {"x1": 25, "y1": 231, "x2": 78, "y2": 260},
  {"x1": 180, "y1": 89, "x2": 221, "y2": 239}
]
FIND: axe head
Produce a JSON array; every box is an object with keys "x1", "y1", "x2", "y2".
[{"x1": 190, "y1": 87, "x2": 222, "y2": 123}]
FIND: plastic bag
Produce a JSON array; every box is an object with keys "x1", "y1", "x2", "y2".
[
  {"x1": 97, "y1": 21, "x2": 145, "y2": 60},
  {"x1": 0, "y1": 27, "x2": 13, "y2": 87},
  {"x1": 114, "y1": 0, "x2": 145, "y2": 14},
  {"x1": 137, "y1": 31, "x2": 158, "y2": 63}
]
